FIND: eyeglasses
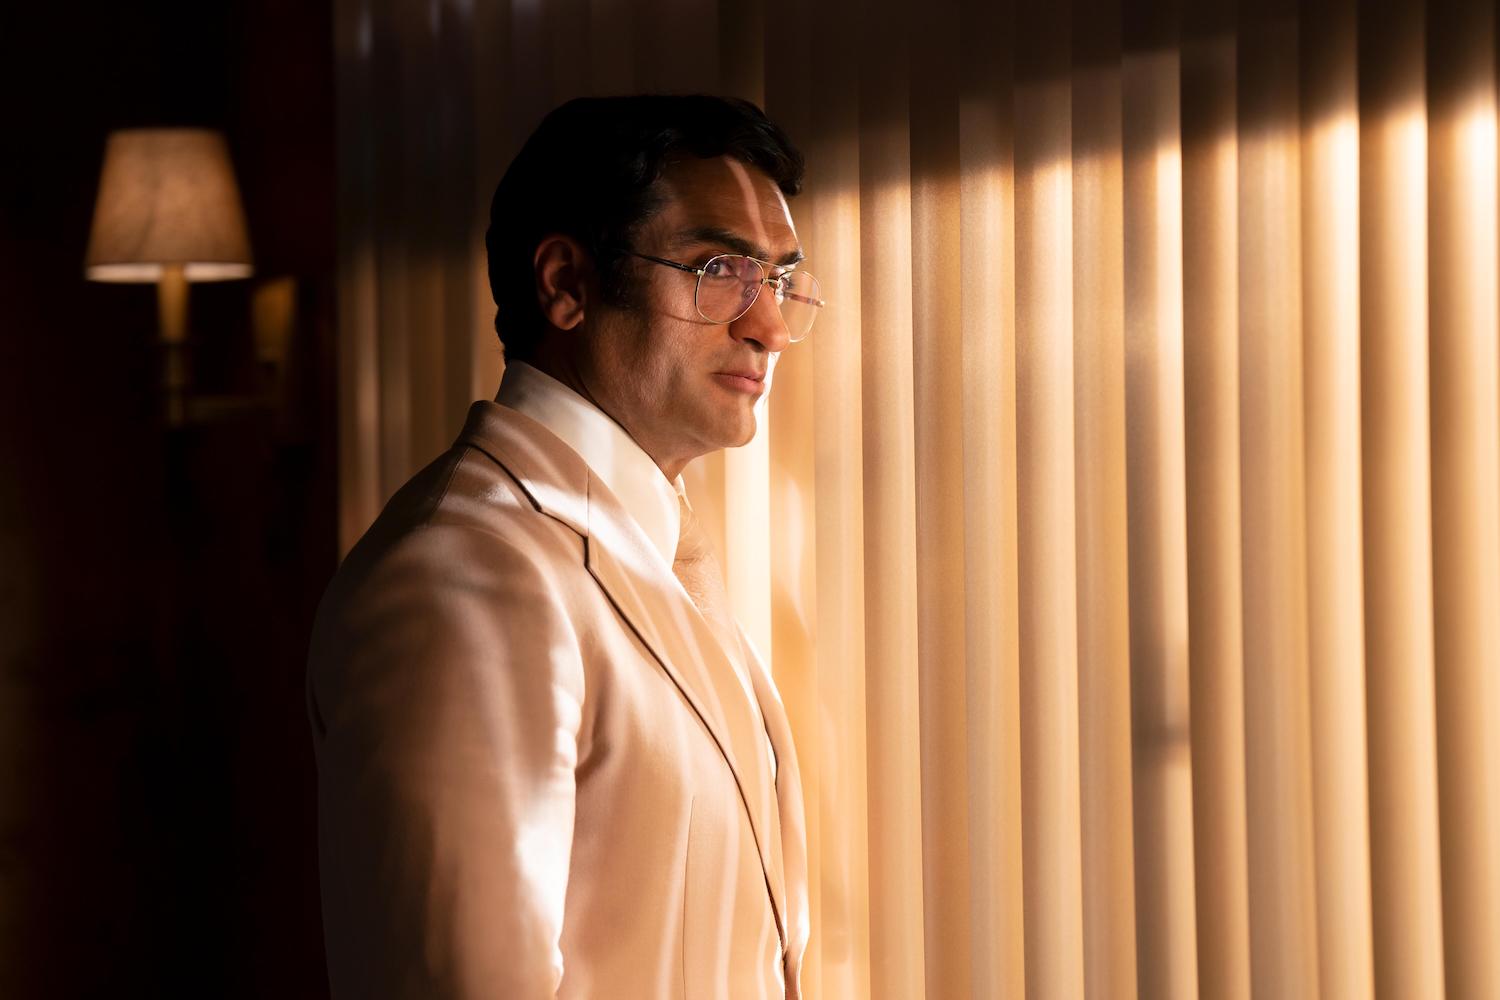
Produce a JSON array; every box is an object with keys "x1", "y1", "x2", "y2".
[{"x1": 629, "y1": 251, "x2": 825, "y2": 343}]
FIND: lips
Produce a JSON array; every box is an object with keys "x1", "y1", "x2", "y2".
[{"x1": 712, "y1": 369, "x2": 768, "y2": 395}]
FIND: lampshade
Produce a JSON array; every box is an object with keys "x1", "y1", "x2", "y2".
[{"x1": 84, "y1": 128, "x2": 253, "y2": 283}]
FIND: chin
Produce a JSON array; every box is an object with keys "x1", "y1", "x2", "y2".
[
  {"x1": 714, "y1": 411, "x2": 759, "y2": 450},
  {"x1": 689, "y1": 396, "x2": 762, "y2": 452}
]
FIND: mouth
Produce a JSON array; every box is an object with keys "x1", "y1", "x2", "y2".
[{"x1": 712, "y1": 369, "x2": 767, "y2": 395}]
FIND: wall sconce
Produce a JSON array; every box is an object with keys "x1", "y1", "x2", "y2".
[{"x1": 84, "y1": 128, "x2": 254, "y2": 427}]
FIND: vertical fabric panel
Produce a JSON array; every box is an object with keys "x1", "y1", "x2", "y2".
[
  {"x1": 393, "y1": 1, "x2": 443, "y2": 471},
  {"x1": 1069, "y1": 0, "x2": 1140, "y2": 996},
  {"x1": 806, "y1": 178, "x2": 871, "y2": 1000},
  {"x1": 910, "y1": 1, "x2": 975, "y2": 997},
  {"x1": 371, "y1": 0, "x2": 415, "y2": 502},
  {"x1": 1014, "y1": 1, "x2": 1086, "y2": 996},
  {"x1": 546, "y1": 0, "x2": 590, "y2": 101},
  {"x1": 585, "y1": 0, "x2": 632, "y2": 93},
  {"x1": 1237, "y1": 3, "x2": 1321, "y2": 996},
  {"x1": 802, "y1": 1, "x2": 871, "y2": 994},
  {"x1": 1300, "y1": 0, "x2": 1378, "y2": 996},
  {"x1": 718, "y1": 0, "x2": 764, "y2": 110},
  {"x1": 468, "y1": 0, "x2": 508, "y2": 402},
  {"x1": 632, "y1": 0, "x2": 714, "y2": 93},
  {"x1": 1359, "y1": 0, "x2": 1448, "y2": 995},
  {"x1": 958, "y1": 1, "x2": 1027, "y2": 995},
  {"x1": 1121, "y1": 20, "x2": 1199, "y2": 998},
  {"x1": 858, "y1": 5, "x2": 926, "y2": 997},
  {"x1": 335, "y1": 0, "x2": 384, "y2": 552},
  {"x1": 505, "y1": 0, "x2": 556, "y2": 169},
  {"x1": 418, "y1": 3, "x2": 481, "y2": 468},
  {"x1": 1179, "y1": 7, "x2": 1254, "y2": 997},
  {"x1": 1427, "y1": 0, "x2": 1500, "y2": 995},
  {"x1": 434, "y1": 11, "x2": 480, "y2": 427}
]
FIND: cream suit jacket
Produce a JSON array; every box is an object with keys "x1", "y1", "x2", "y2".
[{"x1": 308, "y1": 400, "x2": 809, "y2": 999}]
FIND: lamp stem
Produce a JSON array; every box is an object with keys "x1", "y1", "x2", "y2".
[{"x1": 157, "y1": 263, "x2": 189, "y2": 427}]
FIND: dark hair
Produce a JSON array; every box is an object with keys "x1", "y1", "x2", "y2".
[{"x1": 484, "y1": 94, "x2": 805, "y2": 362}]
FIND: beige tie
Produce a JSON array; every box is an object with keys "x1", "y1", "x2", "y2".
[
  {"x1": 672, "y1": 491, "x2": 779, "y2": 781},
  {"x1": 672, "y1": 492, "x2": 786, "y2": 920},
  {"x1": 672, "y1": 493, "x2": 746, "y2": 668}
]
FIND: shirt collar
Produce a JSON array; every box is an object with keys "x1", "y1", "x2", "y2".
[{"x1": 496, "y1": 361, "x2": 682, "y2": 566}]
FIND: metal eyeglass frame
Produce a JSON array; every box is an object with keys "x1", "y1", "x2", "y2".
[{"x1": 628, "y1": 250, "x2": 825, "y2": 338}]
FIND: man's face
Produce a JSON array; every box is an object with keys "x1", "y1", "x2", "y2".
[{"x1": 576, "y1": 155, "x2": 803, "y2": 477}]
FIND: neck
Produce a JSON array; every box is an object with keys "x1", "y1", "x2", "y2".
[{"x1": 522, "y1": 346, "x2": 694, "y2": 482}]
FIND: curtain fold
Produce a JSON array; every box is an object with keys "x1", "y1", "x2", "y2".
[
  {"x1": 1238, "y1": 4, "x2": 1322, "y2": 995},
  {"x1": 956, "y1": 4, "x2": 1027, "y2": 996},
  {"x1": 1071, "y1": 0, "x2": 1142, "y2": 991},
  {"x1": 856, "y1": 7, "x2": 928, "y2": 998},
  {"x1": 1181, "y1": 8, "x2": 1255, "y2": 997},
  {"x1": 1301, "y1": 1, "x2": 1377, "y2": 997},
  {"x1": 335, "y1": 0, "x2": 1500, "y2": 995},
  {"x1": 911, "y1": 2, "x2": 975, "y2": 996},
  {"x1": 1428, "y1": 4, "x2": 1500, "y2": 998}
]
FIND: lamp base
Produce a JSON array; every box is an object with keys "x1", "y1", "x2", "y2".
[{"x1": 157, "y1": 264, "x2": 189, "y2": 429}]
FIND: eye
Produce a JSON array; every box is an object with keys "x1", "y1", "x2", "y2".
[{"x1": 699, "y1": 256, "x2": 735, "y2": 280}]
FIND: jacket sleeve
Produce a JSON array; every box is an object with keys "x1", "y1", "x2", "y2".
[{"x1": 308, "y1": 522, "x2": 585, "y2": 998}]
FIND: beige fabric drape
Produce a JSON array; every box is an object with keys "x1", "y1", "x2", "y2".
[{"x1": 335, "y1": 0, "x2": 1500, "y2": 996}]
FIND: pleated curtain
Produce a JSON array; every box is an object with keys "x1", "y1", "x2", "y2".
[{"x1": 333, "y1": 0, "x2": 1500, "y2": 996}]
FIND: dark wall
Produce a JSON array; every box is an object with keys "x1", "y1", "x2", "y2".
[{"x1": 0, "y1": 2, "x2": 337, "y2": 995}]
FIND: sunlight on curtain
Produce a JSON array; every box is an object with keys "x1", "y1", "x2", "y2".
[{"x1": 335, "y1": 0, "x2": 1500, "y2": 996}]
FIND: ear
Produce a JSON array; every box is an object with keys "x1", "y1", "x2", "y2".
[{"x1": 533, "y1": 234, "x2": 592, "y2": 332}]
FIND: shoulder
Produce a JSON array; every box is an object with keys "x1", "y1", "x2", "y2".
[
  {"x1": 308, "y1": 441, "x2": 593, "y2": 704},
  {"x1": 332, "y1": 440, "x2": 585, "y2": 601}
]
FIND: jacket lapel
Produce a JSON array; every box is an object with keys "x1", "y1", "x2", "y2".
[
  {"x1": 740, "y1": 628, "x2": 809, "y2": 988},
  {"x1": 456, "y1": 401, "x2": 788, "y2": 945}
]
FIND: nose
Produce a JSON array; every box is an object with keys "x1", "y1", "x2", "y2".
[{"x1": 728, "y1": 282, "x2": 791, "y2": 354}]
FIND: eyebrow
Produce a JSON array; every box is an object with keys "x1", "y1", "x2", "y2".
[{"x1": 669, "y1": 225, "x2": 805, "y2": 267}]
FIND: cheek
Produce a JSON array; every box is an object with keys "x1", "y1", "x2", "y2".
[
  {"x1": 618, "y1": 328, "x2": 697, "y2": 409},
  {"x1": 640, "y1": 267, "x2": 702, "y2": 326}
]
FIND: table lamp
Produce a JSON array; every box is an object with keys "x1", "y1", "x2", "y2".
[{"x1": 84, "y1": 128, "x2": 254, "y2": 426}]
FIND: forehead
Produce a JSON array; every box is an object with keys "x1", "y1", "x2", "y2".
[{"x1": 644, "y1": 155, "x2": 800, "y2": 261}]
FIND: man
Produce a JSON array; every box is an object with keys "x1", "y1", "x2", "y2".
[{"x1": 308, "y1": 95, "x2": 823, "y2": 998}]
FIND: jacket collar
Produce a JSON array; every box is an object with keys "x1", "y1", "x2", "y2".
[{"x1": 454, "y1": 400, "x2": 789, "y2": 946}]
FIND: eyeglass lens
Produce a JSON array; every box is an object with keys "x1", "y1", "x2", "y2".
[{"x1": 696, "y1": 255, "x2": 823, "y2": 342}]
